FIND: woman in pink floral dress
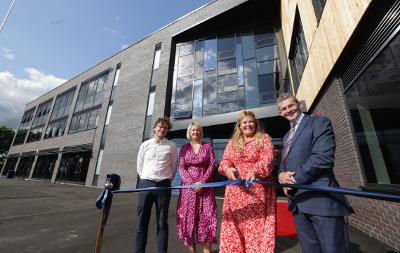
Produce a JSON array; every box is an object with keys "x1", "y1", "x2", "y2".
[
  {"x1": 218, "y1": 110, "x2": 276, "y2": 253},
  {"x1": 176, "y1": 122, "x2": 217, "y2": 253}
]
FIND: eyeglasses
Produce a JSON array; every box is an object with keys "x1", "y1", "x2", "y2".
[{"x1": 156, "y1": 124, "x2": 169, "y2": 130}]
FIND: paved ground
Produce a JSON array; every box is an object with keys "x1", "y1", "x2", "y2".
[{"x1": 0, "y1": 177, "x2": 397, "y2": 253}]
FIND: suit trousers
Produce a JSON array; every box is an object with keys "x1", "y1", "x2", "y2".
[
  {"x1": 134, "y1": 179, "x2": 171, "y2": 253},
  {"x1": 294, "y1": 211, "x2": 351, "y2": 253}
]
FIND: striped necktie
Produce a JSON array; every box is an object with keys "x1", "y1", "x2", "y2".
[{"x1": 282, "y1": 122, "x2": 297, "y2": 167}]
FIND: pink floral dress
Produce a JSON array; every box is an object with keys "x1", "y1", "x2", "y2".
[
  {"x1": 218, "y1": 134, "x2": 276, "y2": 253},
  {"x1": 176, "y1": 142, "x2": 217, "y2": 246}
]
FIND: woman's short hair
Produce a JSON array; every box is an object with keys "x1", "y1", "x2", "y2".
[{"x1": 186, "y1": 122, "x2": 203, "y2": 140}]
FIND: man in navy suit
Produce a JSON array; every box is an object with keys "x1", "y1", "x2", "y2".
[{"x1": 277, "y1": 93, "x2": 353, "y2": 253}]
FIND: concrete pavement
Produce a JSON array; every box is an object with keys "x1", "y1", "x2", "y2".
[{"x1": 0, "y1": 177, "x2": 397, "y2": 253}]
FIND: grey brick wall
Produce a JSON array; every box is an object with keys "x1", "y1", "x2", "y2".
[{"x1": 312, "y1": 79, "x2": 400, "y2": 251}]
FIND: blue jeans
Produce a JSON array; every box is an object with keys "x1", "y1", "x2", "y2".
[{"x1": 134, "y1": 179, "x2": 171, "y2": 253}]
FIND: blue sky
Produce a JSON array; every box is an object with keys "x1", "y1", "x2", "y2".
[{"x1": 0, "y1": 0, "x2": 211, "y2": 129}]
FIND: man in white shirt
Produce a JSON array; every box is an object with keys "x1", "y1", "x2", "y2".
[{"x1": 134, "y1": 117, "x2": 177, "y2": 253}]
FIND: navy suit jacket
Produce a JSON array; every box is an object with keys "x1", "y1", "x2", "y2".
[{"x1": 279, "y1": 114, "x2": 353, "y2": 217}]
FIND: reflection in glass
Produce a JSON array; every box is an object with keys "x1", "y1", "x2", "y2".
[
  {"x1": 345, "y1": 32, "x2": 400, "y2": 185},
  {"x1": 218, "y1": 58, "x2": 237, "y2": 76},
  {"x1": 203, "y1": 73, "x2": 217, "y2": 105},
  {"x1": 204, "y1": 39, "x2": 217, "y2": 71},
  {"x1": 218, "y1": 35, "x2": 235, "y2": 53},
  {"x1": 175, "y1": 76, "x2": 193, "y2": 111},
  {"x1": 256, "y1": 45, "x2": 276, "y2": 62},
  {"x1": 171, "y1": 24, "x2": 282, "y2": 120},
  {"x1": 241, "y1": 34, "x2": 255, "y2": 60},
  {"x1": 178, "y1": 54, "x2": 194, "y2": 70},
  {"x1": 180, "y1": 42, "x2": 195, "y2": 56},
  {"x1": 218, "y1": 73, "x2": 238, "y2": 93},
  {"x1": 243, "y1": 59, "x2": 259, "y2": 108},
  {"x1": 218, "y1": 101, "x2": 238, "y2": 114},
  {"x1": 56, "y1": 152, "x2": 91, "y2": 184},
  {"x1": 195, "y1": 40, "x2": 205, "y2": 79},
  {"x1": 236, "y1": 42, "x2": 244, "y2": 86},
  {"x1": 193, "y1": 80, "x2": 203, "y2": 118}
]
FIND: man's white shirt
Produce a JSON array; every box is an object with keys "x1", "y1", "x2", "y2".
[{"x1": 137, "y1": 138, "x2": 177, "y2": 182}]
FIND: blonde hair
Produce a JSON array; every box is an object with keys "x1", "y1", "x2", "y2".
[
  {"x1": 186, "y1": 122, "x2": 203, "y2": 140},
  {"x1": 231, "y1": 111, "x2": 264, "y2": 150}
]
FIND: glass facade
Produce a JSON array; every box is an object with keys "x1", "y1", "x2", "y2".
[
  {"x1": 13, "y1": 109, "x2": 35, "y2": 145},
  {"x1": 171, "y1": 26, "x2": 281, "y2": 120},
  {"x1": 45, "y1": 88, "x2": 76, "y2": 139},
  {"x1": 55, "y1": 152, "x2": 91, "y2": 184},
  {"x1": 1, "y1": 157, "x2": 18, "y2": 176},
  {"x1": 345, "y1": 31, "x2": 400, "y2": 185},
  {"x1": 31, "y1": 154, "x2": 58, "y2": 180},
  {"x1": 27, "y1": 100, "x2": 53, "y2": 143},
  {"x1": 69, "y1": 72, "x2": 109, "y2": 133},
  {"x1": 15, "y1": 156, "x2": 34, "y2": 178}
]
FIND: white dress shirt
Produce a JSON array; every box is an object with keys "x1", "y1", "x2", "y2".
[
  {"x1": 137, "y1": 138, "x2": 177, "y2": 182},
  {"x1": 293, "y1": 113, "x2": 305, "y2": 132}
]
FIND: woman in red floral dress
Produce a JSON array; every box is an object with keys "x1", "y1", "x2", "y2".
[
  {"x1": 176, "y1": 122, "x2": 217, "y2": 253},
  {"x1": 218, "y1": 110, "x2": 276, "y2": 253}
]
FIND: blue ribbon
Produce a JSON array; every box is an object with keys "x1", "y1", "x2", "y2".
[{"x1": 96, "y1": 179, "x2": 400, "y2": 209}]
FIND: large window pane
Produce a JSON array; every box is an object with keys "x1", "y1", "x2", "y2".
[
  {"x1": 218, "y1": 36, "x2": 235, "y2": 52},
  {"x1": 258, "y1": 73, "x2": 276, "y2": 105},
  {"x1": 175, "y1": 76, "x2": 193, "y2": 111},
  {"x1": 178, "y1": 54, "x2": 194, "y2": 70},
  {"x1": 345, "y1": 32, "x2": 400, "y2": 185},
  {"x1": 204, "y1": 39, "x2": 217, "y2": 71},
  {"x1": 236, "y1": 42, "x2": 244, "y2": 86},
  {"x1": 218, "y1": 73, "x2": 238, "y2": 93},
  {"x1": 192, "y1": 80, "x2": 203, "y2": 119},
  {"x1": 243, "y1": 59, "x2": 259, "y2": 108},
  {"x1": 256, "y1": 45, "x2": 276, "y2": 62},
  {"x1": 218, "y1": 101, "x2": 238, "y2": 114},
  {"x1": 258, "y1": 60, "x2": 275, "y2": 75},
  {"x1": 203, "y1": 72, "x2": 217, "y2": 105},
  {"x1": 241, "y1": 34, "x2": 255, "y2": 60},
  {"x1": 194, "y1": 40, "x2": 205, "y2": 79},
  {"x1": 180, "y1": 42, "x2": 194, "y2": 56},
  {"x1": 218, "y1": 58, "x2": 237, "y2": 76}
]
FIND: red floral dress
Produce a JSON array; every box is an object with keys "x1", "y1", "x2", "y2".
[
  {"x1": 218, "y1": 134, "x2": 276, "y2": 253},
  {"x1": 176, "y1": 142, "x2": 217, "y2": 246}
]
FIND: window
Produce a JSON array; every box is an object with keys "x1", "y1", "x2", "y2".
[
  {"x1": 69, "y1": 71, "x2": 108, "y2": 134},
  {"x1": 153, "y1": 44, "x2": 161, "y2": 70},
  {"x1": 143, "y1": 92, "x2": 156, "y2": 140},
  {"x1": 290, "y1": 14, "x2": 308, "y2": 93},
  {"x1": 110, "y1": 63, "x2": 121, "y2": 101},
  {"x1": 312, "y1": 0, "x2": 327, "y2": 24},
  {"x1": 27, "y1": 100, "x2": 53, "y2": 143},
  {"x1": 13, "y1": 109, "x2": 35, "y2": 145},
  {"x1": 171, "y1": 24, "x2": 282, "y2": 120},
  {"x1": 345, "y1": 32, "x2": 400, "y2": 186},
  {"x1": 45, "y1": 88, "x2": 76, "y2": 139}
]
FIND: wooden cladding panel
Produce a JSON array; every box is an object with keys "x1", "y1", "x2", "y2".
[{"x1": 281, "y1": 0, "x2": 371, "y2": 109}]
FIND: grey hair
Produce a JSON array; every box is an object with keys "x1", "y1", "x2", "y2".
[{"x1": 276, "y1": 93, "x2": 300, "y2": 105}]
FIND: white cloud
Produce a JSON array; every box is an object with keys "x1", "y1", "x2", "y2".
[
  {"x1": 0, "y1": 68, "x2": 66, "y2": 129},
  {"x1": 4, "y1": 53, "x2": 15, "y2": 60},
  {"x1": 114, "y1": 16, "x2": 120, "y2": 21},
  {"x1": 121, "y1": 44, "x2": 129, "y2": 50},
  {"x1": 2, "y1": 47, "x2": 16, "y2": 60},
  {"x1": 2, "y1": 47, "x2": 12, "y2": 53}
]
